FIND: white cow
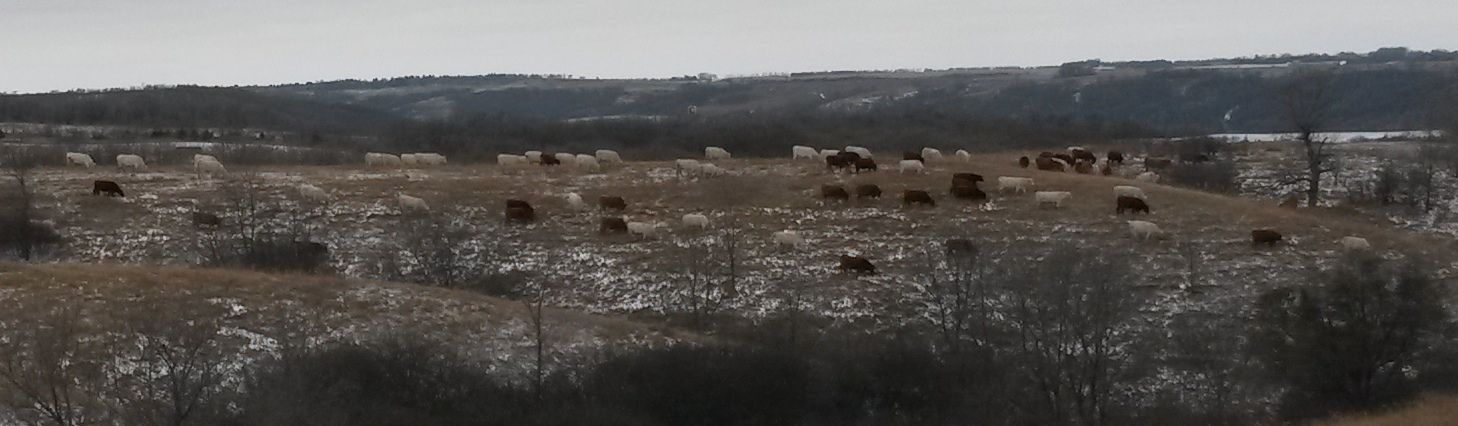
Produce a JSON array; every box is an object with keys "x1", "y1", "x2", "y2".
[
  {"x1": 366, "y1": 152, "x2": 402, "y2": 166},
  {"x1": 196, "y1": 159, "x2": 227, "y2": 177},
  {"x1": 1136, "y1": 172, "x2": 1160, "y2": 183},
  {"x1": 498, "y1": 154, "x2": 529, "y2": 165},
  {"x1": 792, "y1": 146, "x2": 818, "y2": 159},
  {"x1": 65, "y1": 152, "x2": 95, "y2": 167},
  {"x1": 554, "y1": 153, "x2": 577, "y2": 166},
  {"x1": 626, "y1": 221, "x2": 659, "y2": 239},
  {"x1": 416, "y1": 153, "x2": 447, "y2": 165},
  {"x1": 675, "y1": 159, "x2": 702, "y2": 177},
  {"x1": 1035, "y1": 191, "x2": 1073, "y2": 208},
  {"x1": 299, "y1": 184, "x2": 328, "y2": 202},
  {"x1": 1113, "y1": 185, "x2": 1147, "y2": 200},
  {"x1": 400, "y1": 153, "x2": 420, "y2": 165},
  {"x1": 1051, "y1": 158, "x2": 1070, "y2": 171},
  {"x1": 899, "y1": 159, "x2": 926, "y2": 174},
  {"x1": 1340, "y1": 236, "x2": 1371, "y2": 251},
  {"x1": 772, "y1": 230, "x2": 806, "y2": 248},
  {"x1": 682, "y1": 214, "x2": 710, "y2": 228},
  {"x1": 998, "y1": 177, "x2": 1034, "y2": 193},
  {"x1": 954, "y1": 150, "x2": 972, "y2": 163},
  {"x1": 921, "y1": 148, "x2": 944, "y2": 162},
  {"x1": 701, "y1": 163, "x2": 727, "y2": 176},
  {"x1": 525, "y1": 151, "x2": 544, "y2": 164},
  {"x1": 705, "y1": 146, "x2": 732, "y2": 160},
  {"x1": 844, "y1": 146, "x2": 872, "y2": 158},
  {"x1": 116, "y1": 154, "x2": 147, "y2": 170},
  {"x1": 575, "y1": 154, "x2": 600, "y2": 172},
  {"x1": 192, "y1": 154, "x2": 218, "y2": 166},
  {"x1": 398, "y1": 194, "x2": 429, "y2": 211},
  {"x1": 565, "y1": 193, "x2": 586, "y2": 210},
  {"x1": 1128, "y1": 220, "x2": 1164, "y2": 241},
  {"x1": 595, "y1": 149, "x2": 622, "y2": 164}
]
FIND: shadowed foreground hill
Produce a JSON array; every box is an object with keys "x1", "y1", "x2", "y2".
[{"x1": 0, "y1": 262, "x2": 690, "y2": 375}]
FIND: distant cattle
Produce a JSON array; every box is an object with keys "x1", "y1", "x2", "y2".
[
  {"x1": 398, "y1": 194, "x2": 429, "y2": 211},
  {"x1": 855, "y1": 184, "x2": 882, "y2": 199},
  {"x1": 1019, "y1": 156, "x2": 1031, "y2": 168},
  {"x1": 792, "y1": 146, "x2": 818, "y2": 159},
  {"x1": 997, "y1": 176, "x2": 1034, "y2": 193},
  {"x1": 705, "y1": 146, "x2": 732, "y2": 160},
  {"x1": 575, "y1": 154, "x2": 600, "y2": 172},
  {"x1": 773, "y1": 230, "x2": 806, "y2": 248},
  {"x1": 1053, "y1": 153, "x2": 1076, "y2": 165},
  {"x1": 299, "y1": 184, "x2": 328, "y2": 202},
  {"x1": 1113, "y1": 185, "x2": 1147, "y2": 200},
  {"x1": 1127, "y1": 220, "x2": 1163, "y2": 241},
  {"x1": 525, "y1": 151, "x2": 544, "y2": 164},
  {"x1": 195, "y1": 159, "x2": 227, "y2": 177},
  {"x1": 903, "y1": 151, "x2": 925, "y2": 162},
  {"x1": 1116, "y1": 196, "x2": 1150, "y2": 214},
  {"x1": 626, "y1": 221, "x2": 659, "y2": 239},
  {"x1": 819, "y1": 149, "x2": 841, "y2": 159},
  {"x1": 565, "y1": 193, "x2": 586, "y2": 210},
  {"x1": 675, "y1": 159, "x2": 702, "y2": 176},
  {"x1": 950, "y1": 184, "x2": 987, "y2": 201},
  {"x1": 400, "y1": 153, "x2": 420, "y2": 165},
  {"x1": 595, "y1": 149, "x2": 622, "y2": 164},
  {"x1": 1035, "y1": 191, "x2": 1073, "y2": 208},
  {"x1": 954, "y1": 150, "x2": 972, "y2": 162},
  {"x1": 498, "y1": 154, "x2": 529, "y2": 166},
  {"x1": 854, "y1": 158, "x2": 878, "y2": 173},
  {"x1": 921, "y1": 148, "x2": 944, "y2": 162},
  {"x1": 65, "y1": 152, "x2": 96, "y2": 167},
  {"x1": 600, "y1": 218, "x2": 629, "y2": 235},
  {"x1": 1340, "y1": 236, "x2": 1371, "y2": 251},
  {"x1": 599, "y1": 196, "x2": 627, "y2": 211},
  {"x1": 117, "y1": 154, "x2": 147, "y2": 170},
  {"x1": 822, "y1": 184, "x2": 851, "y2": 201},
  {"x1": 899, "y1": 159, "x2": 925, "y2": 174},
  {"x1": 903, "y1": 190, "x2": 935, "y2": 207},
  {"x1": 365, "y1": 152, "x2": 402, "y2": 167},
  {"x1": 554, "y1": 153, "x2": 577, "y2": 166},
  {"x1": 826, "y1": 152, "x2": 857, "y2": 172},
  {"x1": 1136, "y1": 172, "x2": 1160, "y2": 183},
  {"x1": 192, "y1": 212, "x2": 221, "y2": 227},
  {"x1": 700, "y1": 163, "x2": 727, "y2": 176},
  {"x1": 1073, "y1": 162, "x2": 1094, "y2": 174},
  {"x1": 93, "y1": 180, "x2": 124, "y2": 197},
  {"x1": 1035, "y1": 156, "x2": 1064, "y2": 172},
  {"x1": 682, "y1": 214, "x2": 710, "y2": 228},
  {"x1": 1107, "y1": 151, "x2": 1125, "y2": 165},
  {"x1": 1251, "y1": 229, "x2": 1282, "y2": 247},
  {"x1": 1070, "y1": 149, "x2": 1097, "y2": 164},
  {"x1": 844, "y1": 146, "x2": 872, "y2": 158},
  {"x1": 540, "y1": 153, "x2": 561, "y2": 166},
  {"x1": 838, "y1": 255, "x2": 876, "y2": 275},
  {"x1": 505, "y1": 205, "x2": 535, "y2": 224},
  {"x1": 416, "y1": 153, "x2": 447, "y2": 165}
]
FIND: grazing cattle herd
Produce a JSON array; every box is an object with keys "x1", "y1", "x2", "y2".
[{"x1": 56, "y1": 144, "x2": 1369, "y2": 277}]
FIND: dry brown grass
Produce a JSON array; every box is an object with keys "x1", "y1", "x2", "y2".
[{"x1": 1316, "y1": 396, "x2": 1458, "y2": 426}]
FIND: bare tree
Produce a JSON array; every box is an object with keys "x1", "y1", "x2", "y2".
[
  {"x1": 920, "y1": 240, "x2": 995, "y2": 355},
  {"x1": 110, "y1": 302, "x2": 230, "y2": 426},
  {"x1": 390, "y1": 211, "x2": 493, "y2": 288},
  {"x1": 0, "y1": 308, "x2": 105, "y2": 426},
  {"x1": 0, "y1": 147, "x2": 59, "y2": 261},
  {"x1": 1276, "y1": 69, "x2": 1340, "y2": 207}
]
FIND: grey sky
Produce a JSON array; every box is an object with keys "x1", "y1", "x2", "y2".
[{"x1": 2, "y1": 0, "x2": 1454, "y2": 93}]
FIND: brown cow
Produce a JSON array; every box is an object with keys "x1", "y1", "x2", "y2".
[
  {"x1": 1071, "y1": 149, "x2": 1097, "y2": 163},
  {"x1": 93, "y1": 180, "x2": 124, "y2": 197},
  {"x1": 855, "y1": 184, "x2": 882, "y2": 199},
  {"x1": 822, "y1": 184, "x2": 851, "y2": 200},
  {"x1": 600, "y1": 217, "x2": 629, "y2": 234},
  {"x1": 903, "y1": 190, "x2": 936, "y2": 207},
  {"x1": 599, "y1": 196, "x2": 627, "y2": 211},
  {"x1": 1034, "y1": 157, "x2": 1065, "y2": 172},
  {"x1": 826, "y1": 152, "x2": 858, "y2": 172},
  {"x1": 192, "y1": 212, "x2": 221, "y2": 227},
  {"x1": 903, "y1": 151, "x2": 924, "y2": 162},
  {"x1": 505, "y1": 206, "x2": 535, "y2": 223},
  {"x1": 1019, "y1": 156, "x2": 1031, "y2": 168},
  {"x1": 1252, "y1": 229, "x2": 1282, "y2": 246},
  {"x1": 540, "y1": 154, "x2": 561, "y2": 166},
  {"x1": 1053, "y1": 153, "x2": 1076, "y2": 164},
  {"x1": 838, "y1": 255, "x2": 876, "y2": 275},
  {"x1": 1039, "y1": 151, "x2": 1055, "y2": 158},
  {"x1": 506, "y1": 199, "x2": 532, "y2": 209},
  {"x1": 854, "y1": 158, "x2": 878, "y2": 173},
  {"x1": 1115, "y1": 196, "x2": 1150, "y2": 214},
  {"x1": 952, "y1": 173, "x2": 984, "y2": 184},
  {"x1": 1107, "y1": 151, "x2": 1125, "y2": 165}
]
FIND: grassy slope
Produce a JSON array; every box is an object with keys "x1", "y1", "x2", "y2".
[
  {"x1": 1318, "y1": 396, "x2": 1458, "y2": 426},
  {"x1": 0, "y1": 262, "x2": 691, "y2": 372}
]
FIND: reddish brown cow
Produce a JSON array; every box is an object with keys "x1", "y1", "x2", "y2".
[
  {"x1": 1039, "y1": 151, "x2": 1055, "y2": 158},
  {"x1": 1019, "y1": 156, "x2": 1031, "y2": 168},
  {"x1": 855, "y1": 184, "x2": 882, "y2": 199},
  {"x1": 903, "y1": 190, "x2": 935, "y2": 207},
  {"x1": 1053, "y1": 153, "x2": 1076, "y2": 164},
  {"x1": 93, "y1": 180, "x2": 124, "y2": 197},
  {"x1": 1034, "y1": 157, "x2": 1065, "y2": 172},
  {"x1": 1115, "y1": 196, "x2": 1150, "y2": 214},
  {"x1": 599, "y1": 196, "x2": 627, "y2": 211},
  {"x1": 854, "y1": 158, "x2": 878, "y2": 173},
  {"x1": 1100, "y1": 165, "x2": 1113, "y2": 175},
  {"x1": 826, "y1": 152, "x2": 857, "y2": 172},
  {"x1": 1107, "y1": 151, "x2": 1125, "y2": 165},
  {"x1": 822, "y1": 184, "x2": 851, "y2": 200},
  {"x1": 506, "y1": 199, "x2": 531, "y2": 209},
  {"x1": 540, "y1": 154, "x2": 561, "y2": 166},
  {"x1": 1071, "y1": 149, "x2": 1097, "y2": 163},
  {"x1": 838, "y1": 255, "x2": 876, "y2": 275},
  {"x1": 600, "y1": 217, "x2": 629, "y2": 234},
  {"x1": 1251, "y1": 229, "x2": 1282, "y2": 246},
  {"x1": 505, "y1": 206, "x2": 535, "y2": 223}
]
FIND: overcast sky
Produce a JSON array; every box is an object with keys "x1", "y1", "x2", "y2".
[{"x1": 2, "y1": 0, "x2": 1455, "y2": 93}]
